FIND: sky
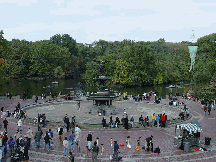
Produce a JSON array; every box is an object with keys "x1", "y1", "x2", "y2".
[{"x1": 1, "y1": 0, "x2": 216, "y2": 44}]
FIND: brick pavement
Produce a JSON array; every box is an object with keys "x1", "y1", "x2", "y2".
[{"x1": 0, "y1": 97, "x2": 216, "y2": 162}]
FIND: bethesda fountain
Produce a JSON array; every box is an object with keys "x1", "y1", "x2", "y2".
[{"x1": 86, "y1": 60, "x2": 118, "y2": 115}]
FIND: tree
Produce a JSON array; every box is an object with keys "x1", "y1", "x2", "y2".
[{"x1": 29, "y1": 40, "x2": 70, "y2": 78}]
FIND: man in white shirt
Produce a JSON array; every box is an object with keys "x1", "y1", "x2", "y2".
[
  {"x1": 74, "y1": 125, "x2": 81, "y2": 142},
  {"x1": 18, "y1": 118, "x2": 22, "y2": 131}
]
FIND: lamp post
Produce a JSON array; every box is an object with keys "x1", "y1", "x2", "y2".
[{"x1": 188, "y1": 30, "x2": 198, "y2": 90}]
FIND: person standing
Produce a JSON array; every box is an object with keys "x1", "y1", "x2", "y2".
[
  {"x1": 156, "y1": 114, "x2": 160, "y2": 128},
  {"x1": 69, "y1": 131, "x2": 75, "y2": 151},
  {"x1": 125, "y1": 115, "x2": 129, "y2": 130},
  {"x1": 92, "y1": 141, "x2": 99, "y2": 162},
  {"x1": 208, "y1": 104, "x2": 211, "y2": 115},
  {"x1": 17, "y1": 102, "x2": 20, "y2": 109},
  {"x1": 3, "y1": 118, "x2": 8, "y2": 131},
  {"x1": 8, "y1": 136, "x2": 15, "y2": 156},
  {"x1": 42, "y1": 114, "x2": 46, "y2": 127},
  {"x1": 66, "y1": 116, "x2": 70, "y2": 132},
  {"x1": 2, "y1": 133, "x2": 8, "y2": 154},
  {"x1": 68, "y1": 151, "x2": 74, "y2": 162},
  {"x1": 102, "y1": 117, "x2": 106, "y2": 128},
  {"x1": 87, "y1": 133, "x2": 92, "y2": 151},
  {"x1": 26, "y1": 127, "x2": 33, "y2": 148},
  {"x1": 130, "y1": 116, "x2": 134, "y2": 128},
  {"x1": 152, "y1": 113, "x2": 156, "y2": 127},
  {"x1": 34, "y1": 127, "x2": 43, "y2": 148},
  {"x1": 113, "y1": 141, "x2": 119, "y2": 162},
  {"x1": 145, "y1": 135, "x2": 153, "y2": 152},
  {"x1": 63, "y1": 137, "x2": 69, "y2": 156},
  {"x1": 121, "y1": 116, "x2": 125, "y2": 127},
  {"x1": 164, "y1": 113, "x2": 167, "y2": 127},
  {"x1": 14, "y1": 131, "x2": 20, "y2": 141},
  {"x1": 17, "y1": 118, "x2": 22, "y2": 131},
  {"x1": 139, "y1": 115, "x2": 144, "y2": 127},
  {"x1": 22, "y1": 92, "x2": 25, "y2": 100},
  {"x1": 63, "y1": 114, "x2": 69, "y2": 131},
  {"x1": 58, "y1": 125, "x2": 64, "y2": 143},
  {"x1": 44, "y1": 132, "x2": 50, "y2": 151},
  {"x1": 161, "y1": 114, "x2": 166, "y2": 128},
  {"x1": 35, "y1": 95, "x2": 38, "y2": 104},
  {"x1": 74, "y1": 125, "x2": 81, "y2": 142},
  {"x1": 0, "y1": 136, "x2": 4, "y2": 158},
  {"x1": 48, "y1": 129, "x2": 53, "y2": 147},
  {"x1": 110, "y1": 116, "x2": 113, "y2": 124},
  {"x1": 204, "y1": 105, "x2": 207, "y2": 115},
  {"x1": 23, "y1": 136, "x2": 29, "y2": 160}
]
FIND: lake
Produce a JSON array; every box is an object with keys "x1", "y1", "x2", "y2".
[{"x1": 0, "y1": 78, "x2": 189, "y2": 99}]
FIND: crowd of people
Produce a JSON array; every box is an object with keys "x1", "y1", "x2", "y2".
[{"x1": 2, "y1": 89, "x2": 213, "y2": 162}]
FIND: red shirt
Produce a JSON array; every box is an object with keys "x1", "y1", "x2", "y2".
[{"x1": 161, "y1": 115, "x2": 166, "y2": 121}]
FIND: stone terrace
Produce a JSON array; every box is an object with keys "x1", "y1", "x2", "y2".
[{"x1": 0, "y1": 96, "x2": 216, "y2": 162}]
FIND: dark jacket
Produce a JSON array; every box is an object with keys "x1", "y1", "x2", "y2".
[
  {"x1": 8, "y1": 139, "x2": 15, "y2": 148},
  {"x1": 114, "y1": 143, "x2": 119, "y2": 152},
  {"x1": 34, "y1": 131, "x2": 42, "y2": 141},
  {"x1": 44, "y1": 135, "x2": 50, "y2": 144}
]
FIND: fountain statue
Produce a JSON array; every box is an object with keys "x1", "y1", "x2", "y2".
[{"x1": 87, "y1": 60, "x2": 118, "y2": 115}]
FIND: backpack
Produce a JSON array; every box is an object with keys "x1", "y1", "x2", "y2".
[
  {"x1": 20, "y1": 139, "x2": 25, "y2": 147},
  {"x1": 154, "y1": 147, "x2": 160, "y2": 153},
  {"x1": 69, "y1": 135, "x2": 75, "y2": 141}
]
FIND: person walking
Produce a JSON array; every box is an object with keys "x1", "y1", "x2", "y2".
[
  {"x1": 63, "y1": 137, "x2": 69, "y2": 156},
  {"x1": 26, "y1": 127, "x2": 33, "y2": 148},
  {"x1": 69, "y1": 131, "x2": 75, "y2": 151},
  {"x1": 130, "y1": 116, "x2": 134, "y2": 128},
  {"x1": 44, "y1": 132, "x2": 50, "y2": 151},
  {"x1": 113, "y1": 141, "x2": 119, "y2": 162},
  {"x1": 156, "y1": 114, "x2": 160, "y2": 128},
  {"x1": 34, "y1": 127, "x2": 43, "y2": 148},
  {"x1": 8, "y1": 136, "x2": 15, "y2": 156},
  {"x1": 3, "y1": 118, "x2": 8, "y2": 131},
  {"x1": 92, "y1": 141, "x2": 99, "y2": 162},
  {"x1": 17, "y1": 118, "x2": 22, "y2": 131}
]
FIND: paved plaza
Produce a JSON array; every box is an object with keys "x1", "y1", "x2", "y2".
[
  {"x1": 0, "y1": 96, "x2": 216, "y2": 162},
  {"x1": 25, "y1": 99, "x2": 181, "y2": 123}
]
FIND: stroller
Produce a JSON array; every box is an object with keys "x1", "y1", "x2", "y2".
[
  {"x1": 11, "y1": 145, "x2": 24, "y2": 162},
  {"x1": 110, "y1": 122, "x2": 115, "y2": 128}
]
